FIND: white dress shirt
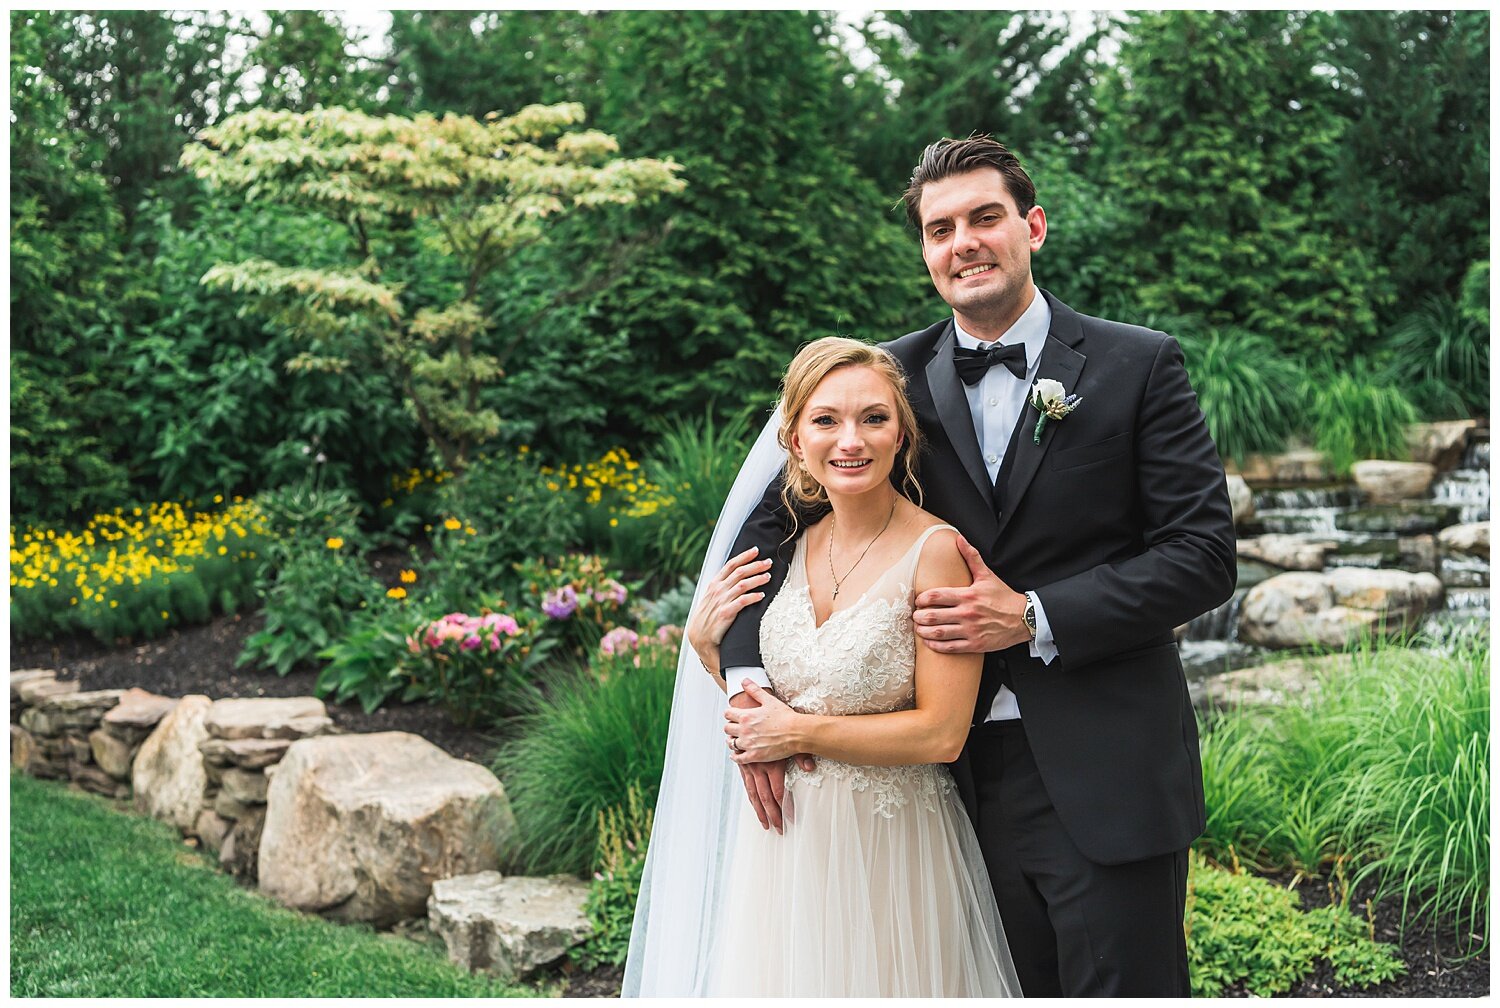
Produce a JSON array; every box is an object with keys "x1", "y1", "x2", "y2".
[
  {"x1": 726, "y1": 286, "x2": 1062, "y2": 718},
  {"x1": 952, "y1": 287, "x2": 1059, "y2": 722}
]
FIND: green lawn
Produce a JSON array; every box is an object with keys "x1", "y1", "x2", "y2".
[{"x1": 9, "y1": 772, "x2": 545, "y2": 997}]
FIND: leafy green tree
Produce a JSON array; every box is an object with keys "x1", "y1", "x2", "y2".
[
  {"x1": 250, "y1": 11, "x2": 383, "y2": 113},
  {"x1": 847, "y1": 11, "x2": 1114, "y2": 192},
  {"x1": 384, "y1": 10, "x2": 595, "y2": 118},
  {"x1": 1091, "y1": 11, "x2": 1390, "y2": 357},
  {"x1": 30, "y1": 10, "x2": 248, "y2": 227},
  {"x1": 1324, "y1": 10, "x2": 1489, "y2": 321},
  {"x1": 554, "y1": 11, "x2": 934, "y2": 432},
  {"x1": 10, "y1": 12, "x2": 135, "y2": 521},
  {"x1": 181, "y1": 103, "x2": 684, "y2": 474}
]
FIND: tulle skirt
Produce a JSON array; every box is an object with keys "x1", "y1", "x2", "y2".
[{"x1": 705, "y1": 760, "x2": 1021, "y2": 997}]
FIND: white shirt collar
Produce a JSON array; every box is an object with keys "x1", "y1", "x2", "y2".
[{"x1": 952, "y1": 285, "x2": 1051, "y2": 367}]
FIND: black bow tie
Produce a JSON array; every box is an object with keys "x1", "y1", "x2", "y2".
[{"x1": 953, "y1": 342, "x2": 1028, "y2": 385}]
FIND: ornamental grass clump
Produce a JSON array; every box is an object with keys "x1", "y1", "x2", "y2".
[
  {"x1": 10, "y1": 497, "x2": 268, "y2": 643},
  {"x1": 492, "y1": 624, "x2": 678, "y2": 875},
  {"x1": 1196, "y1": 635, "x2": 1489, "y2": 953}
]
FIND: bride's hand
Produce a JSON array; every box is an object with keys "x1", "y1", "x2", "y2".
[
  {"x1": 726, "y1": 681, "x2": 810, "y2": 764},
  {"x1": 685, "y1": 548, "x2": 774, "y2": 664}
]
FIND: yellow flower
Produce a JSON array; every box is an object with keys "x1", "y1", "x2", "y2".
[
  {"x1": 400, "y1": 569, "x2": 418, "y2": 584},
  {"x1": 326, "y1": 537, "x2": 344, "y2": 550},
  {"x1": 387, "y1": 587, "x2": 407, "y2": 600},
  {"x1": 609, "y1": 518, "x2": 619, "y2": 527},
  {"x1": 444, "y1": 517, "x2": 462, "y2": 531}
]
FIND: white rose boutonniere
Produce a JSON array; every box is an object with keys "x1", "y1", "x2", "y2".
[{"x1": 1030, "y1": 378, "x2": 1082, "y2": 444}]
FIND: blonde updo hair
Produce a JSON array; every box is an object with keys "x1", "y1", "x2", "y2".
[{"x1": 777, "y1": 337, "x2": 923, "y2": 530}]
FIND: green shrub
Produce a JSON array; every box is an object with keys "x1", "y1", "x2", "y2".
[
  {"x1": 638, "y1": 575, "x2": 697, "y2": 629},
  {"x1": 1186, "y1": 854, "x2": 1404, "y2": 997},
  {"x1": 1177, "y1": 327, "x2": 1304, "y2": 463},
  {"x1": 491, "y1": 637, "x2": 677, "y2": 875},
  {"x1": 314, "y1": 602, "x2": 414, "y2": 713},
  {"x1": 1299, "y1": 357, "x2": 1419, "y2": 476},
  {"x1": 238, "y1": 485, "x2": 377, "y2": 675},
  {"x1": 419, "y1": 451, "x2": 583, "y2": 612}
]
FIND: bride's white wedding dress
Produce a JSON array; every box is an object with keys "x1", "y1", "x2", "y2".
[{"x1": 705, "y1": 524, "x2": 1022, "y2": 997}]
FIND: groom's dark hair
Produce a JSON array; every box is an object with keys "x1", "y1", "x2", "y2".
[{"x1": 902, "y1": 134, "x2": 1037, "y2": 237}]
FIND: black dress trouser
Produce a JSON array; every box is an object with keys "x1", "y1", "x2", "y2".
[{"x1": 968, "y1": 720, "x2": 1191, "y2": 997}]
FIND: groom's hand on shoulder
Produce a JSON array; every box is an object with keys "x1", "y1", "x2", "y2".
[{"x1": 913, "y1": 534, "x2": 1031, "y2": 654}]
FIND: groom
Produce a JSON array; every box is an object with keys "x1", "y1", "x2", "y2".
[{"x1": 719, "y1": 135, "x2": 1236, "y2": 995}]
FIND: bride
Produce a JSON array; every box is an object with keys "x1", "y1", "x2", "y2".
[{"x1": 624, "y1": 337, "x2": 1021, "y2": 997}]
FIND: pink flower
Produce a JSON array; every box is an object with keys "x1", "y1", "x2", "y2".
[
  {"x1": 406, "y1": 634, "x2": 421, "y2": 655},
  {"x1": 599, "y1": 626, "x2": 640, "y2": 656},
  {"x1": 461, "y1": 634, "x2": 482, "y2": 651},
  {"x1": 486, "y1": 632, "x2": 502, "y2": 651}
]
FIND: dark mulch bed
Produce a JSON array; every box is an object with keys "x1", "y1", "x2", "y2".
[
  {"x1": 11, "y1": 611, "x2": 500, "y2": 765},
  {"x1": 11, "y1": 613, "x2": 1487, "y2": 998}
]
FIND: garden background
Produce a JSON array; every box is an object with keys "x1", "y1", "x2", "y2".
[{"x1": 10, "y1": 9, "x2": 1489, "y2": 998}]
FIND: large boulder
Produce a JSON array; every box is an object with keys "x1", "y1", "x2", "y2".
[
  {"x1": 1351, "y1": 460, "x2": 1437, "y2": 504},
  {"x1": 1197, "y1": 654, "x2": 1352, "y2": 710},
  {"x1": 258, "y1": 732, "x2": 515, "y2": 926},
  {"x1": 1405, "y1": 420, "x2": 1476, "y2": 471},
  {"x1": 1438, "y1": 521, "x2": 1490, "y2": 559},
  {"x1": 1239, "y1": 569, "x2": 1444, "y2": 649},
  {"x1": 1228, "y1": 449, "x2": 1331, "y2": 484},
  {"x1": 1226, "y1": 475, "x2": 1254, "y2": 526},
  {"x1": 133, "y1": 695, "x2": 213, "y2": 833},
  {"x1": 427, "y1": 872, "x2": 592, "y2": 979}
]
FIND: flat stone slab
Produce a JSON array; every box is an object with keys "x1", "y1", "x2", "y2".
[
  {"x1": 205, "y1": 697, "x2": 329, "y2": 740},
  {"x1": 1237, "y1": 534, "x2": 1337, "y2": 571},
  {"x1": 199, "y1": 737, "x2": 294, "y2": 769},
  {"x1": 11, "y1": 668, "x2": 58, "y2": 705},
  {"x1": 102, "y1": 688, "x2": 179, "y2": 733},
  {"x1": 428, "y1": 871, "x2": 592, "y2": 979},
  {"x1": 16, "y1": 676, "x2": 81, "y2": 707},
  {"x1": 28, "y1": 689, "x2": 128, "y2": 733}
]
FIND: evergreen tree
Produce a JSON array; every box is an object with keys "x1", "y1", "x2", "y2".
[{"x1": 1091, "y1": 10, "x2": 1390, "y2": 356}]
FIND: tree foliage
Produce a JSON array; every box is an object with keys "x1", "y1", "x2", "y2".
[{"x1": 182, "y1": 103, "x2": 684, "y2": 472}]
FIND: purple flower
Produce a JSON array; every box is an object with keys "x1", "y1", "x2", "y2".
[
  {"x1": 593, "y1": 579, "x2": 628, "y2": 605},
  {"x1": 542, "y1": 584, "x2": 578, "y2": 619},
  {"x1": 460, "y1": 634, "x2": 482, "y2": 651}
]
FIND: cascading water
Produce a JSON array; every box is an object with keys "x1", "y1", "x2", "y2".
[{"x1": 1182, "y1": 431, "x2": 1490, "y2": 688}]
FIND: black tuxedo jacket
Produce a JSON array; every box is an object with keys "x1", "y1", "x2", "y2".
[{"x1": 719, "y1": 290, "x2": 1237, "y2": 865}]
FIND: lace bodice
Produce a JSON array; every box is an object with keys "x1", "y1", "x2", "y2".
[{"x1": 760, "y1": 524, "x2": 958, "y2": 816}]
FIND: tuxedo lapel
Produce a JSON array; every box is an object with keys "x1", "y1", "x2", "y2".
[
  {"x1": 995, "y1": 310, "x2": 1087, "y2": 542},
  {"x1": 924, "y1": 321, "x2": 995, "y2": 510}
]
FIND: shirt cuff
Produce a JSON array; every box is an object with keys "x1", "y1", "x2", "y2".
[
  {"x1": 1026, "y1": 591, "x2": 1059, "y2": 665},
  {"x1": 725, "y1": 665, "x2": 773, "y2": 702}
]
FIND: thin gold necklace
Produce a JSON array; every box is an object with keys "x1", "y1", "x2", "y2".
[{"x1": 828, "y1": 501, "x2": 898, "y2": 600}]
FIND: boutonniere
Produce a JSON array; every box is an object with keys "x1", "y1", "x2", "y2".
[{"x1": 1030, "y1": 378, "x2": 1082, "y2": 444}]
